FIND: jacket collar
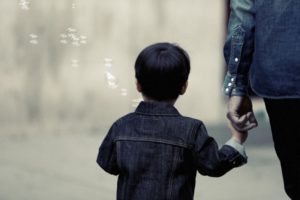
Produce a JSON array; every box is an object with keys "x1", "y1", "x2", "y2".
[{"x1": 135, "y1": 101, "x2": 180, "y2": 116}]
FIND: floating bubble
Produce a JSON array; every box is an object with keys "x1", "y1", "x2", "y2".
[
  {"x1": 104, "y1": 58, "x2": 113, "y2": 63},
  {"x1": 131, "y1": 98, "x2": 143, "y2": 107},
  {"x1": 105, "y1": 71, "x2": 116, "y2": 81},
  {"x1": 105, "y1": 76, "x2": 118, "y2": 88},
  {"x1": 60, "y1": 28, "x2": 87, "y2": 47},
  {"x1": 71, "y1": 59, "x2": 79, "y2": 68},
  {"x1": 19, "y1": 0, "x2": 30, "y2": 10},
  {"x1": 104, "y1": 58, "x2": 119, "y2": 89},
  {"x1": 72, "y1": 36, "x2": 79, "y2": 41},
  {"x1": 104, "y1": 58, "x2": 113, "y2": 68},
  {"x1": 67, "y1": 27, "x2": 77, "y2": 32},
  {"x1": 120, "y1": 88, "x2": 128, "y2": 96},
  {"x1": 29, "y1": 34, "x2": 38, "y2": 39},
  {"x1": 29, "y1": 40, "x2": 38, "y2": 45},
  {"x1": 105, "y1": 71, "x2": 118, "y2": 89},
  {"x1": 29, "y1": 34, "x2": 38, "y2": 45},
  {"x1": 80, "y1": 35, "x2": 87, "y2": 40},
  {"x1": 108, "y1": 82, "x2": 118, "y2": 89},
  {"x1": 104, "y1": 63, "x2": 112, "y2": 68}
]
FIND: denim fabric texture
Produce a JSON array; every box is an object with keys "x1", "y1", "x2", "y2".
[
  {"x1": 97, "y1": 101, "x2": 246, "y2": 200},
  {"x1": 224, "y1": 0, "x2": 300, "y2": 98}
]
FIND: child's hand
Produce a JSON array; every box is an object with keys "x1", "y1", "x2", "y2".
[{"x1": 228, "y1": 122, "x2": 248, "y2": 144}]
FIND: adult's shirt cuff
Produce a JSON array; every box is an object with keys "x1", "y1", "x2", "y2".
[{"x1": 223, "y1": 72, "x2": 249, "y2": 97}]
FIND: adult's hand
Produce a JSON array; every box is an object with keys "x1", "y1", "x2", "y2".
[{"x1": 227, "y1": 96, "x2": 258, "y2": 132}]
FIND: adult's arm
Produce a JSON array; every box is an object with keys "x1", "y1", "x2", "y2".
[{"x1": 223, "y1": 0, "x2": 257, "y2": 131}]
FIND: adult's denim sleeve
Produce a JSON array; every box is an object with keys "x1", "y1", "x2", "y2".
[
  {"x1": 97, "y1": 123, "x2": 119, "y2": 175},
  {"x1": 223, "y1": 0, "x2": 255, "y2": 96},
  {"x1": 192, "y1": 123, "x2": 247, "y2": 177}
]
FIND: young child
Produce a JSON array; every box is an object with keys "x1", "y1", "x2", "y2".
[{"x1": 97, "y1": 42, "x2": 248, "y2": 200}]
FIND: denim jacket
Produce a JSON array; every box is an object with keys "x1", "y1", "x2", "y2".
[
  {"x1": 224, "y1": 0, "x2": 300, "y2": 98},
  {"x1": 97, "y1": 101, "x2": 247, "y2": 200}
]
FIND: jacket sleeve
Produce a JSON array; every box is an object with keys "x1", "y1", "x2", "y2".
[
  {"x1": 192, "y1": 122, "x2": 247, "y2": 177},
  {"x1": 223, "y1": 0, "x2": 255, "y2": 97},
  {"x1": 97, "y1": 123, "x2": 119, "y2": 175}
]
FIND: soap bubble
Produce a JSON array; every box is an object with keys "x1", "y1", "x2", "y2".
[
  {"x1": 80, "y1": 35, "x2": 87, "y2": 40},
  {"x1": 72, "y1": 2, "x2": 76, "y2": 9},
  {"x1": 104, "y1": 63, "x2": 112, "y2": 68},
  {"x1": 120, "y1": 88, "x2": 128, "y2": 96},
  {"x1": 29, "y1": 34, "x2": 38, "y2": 39},
  {"x1": 104, "y1": 58, "x2": 113, "y2": 68},
  {"x1": 72, "y1": 37, "x2": 80, "y2": 41},
  {"x1": 104, "y1": 58, "x2": 113, "y2": 63},
  {"x1": 29, "y1": 34, "x2": 38, "y2": 45},
  {"x1": 67, "y1": 27, "x2": 77, "y2": 32},
  {"x1": 104, "y1": 58, "x2": 118, "y2": 89},
  {"x1": 71, "y1": 59, "x2": 79, "y2": 68},
  {"x1": 60, "y1": 27, "x2": 87, "y2": 47},
  {"x1": 29, "y1": 40, "x2": 38, "y2": 45},
  {"x1": 105, "y1": 71, "x2": 118, "y2": 89},
  {"x1": 19, "y1": 0, "x2": 30, "y2": 10}
]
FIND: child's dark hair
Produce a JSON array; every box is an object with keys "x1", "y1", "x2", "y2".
[{"x1": 135, "y1": 42, "x2": 190, "y2": 101}]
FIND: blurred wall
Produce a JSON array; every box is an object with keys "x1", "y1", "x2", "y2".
[{"x1": 0, "y1": 0, "x2": 226, "y2": 135}]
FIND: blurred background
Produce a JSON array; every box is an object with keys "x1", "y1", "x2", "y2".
[{"x1": 0, "y1": 0, "x2": 289, "y2": 199}]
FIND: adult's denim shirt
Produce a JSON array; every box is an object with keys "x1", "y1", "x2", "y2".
[
  {"x1": 97, "y1": 102, "x2": 246, "y2": 200},
  {"x1": 224, "y1": 0, "x2": 300, "y2": 98}
]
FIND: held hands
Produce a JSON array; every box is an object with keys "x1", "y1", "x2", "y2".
[
  {"x1": 227, "y1": 96, "x2": 258, "y2": 132},
  {"x1": 228, "y1": 122, "x2": 248, "y2": 144}
]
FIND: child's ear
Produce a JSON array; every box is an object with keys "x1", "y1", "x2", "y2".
[
  {"x1": 180, "y1": 81, "x2": 188, "y2": 95},
  {"x1": 136, "y1": 80, "x2": 142, "y2": 93}
]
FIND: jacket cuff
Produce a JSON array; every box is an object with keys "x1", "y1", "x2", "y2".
[
  {"x1": 223, "y1": 72, "x2": 249, "y2": 96},
  {"x1": 225, "y1": 137, "x2": 247, "y2": 159},
  {"x1": 220, "y1": 145, "x2": 248, "y2": 167}
]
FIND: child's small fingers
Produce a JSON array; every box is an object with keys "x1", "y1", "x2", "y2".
[
  {"x1": 243, "y1": 122, "x2": 257, "y2": 131},
  {"x1": 227, "y1": 113, "x2": 254, "y2": 132},
  {"x1": 227, "y1": 112, "x2": 247, "y2": 126},
  {"x1": 249, "y1": 112, "x2": 258, "y2": 126}
]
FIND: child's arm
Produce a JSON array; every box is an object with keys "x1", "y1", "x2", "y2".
[
  {"x1": 228, "y1": 121, "x2": 248, "y2": 144},
  {"x1": 192, "y1": 122, "x2": 247, "y2": 177},
  {"x1": 225, "y1": 122, "x2": 248, "y2": 160},
  {"x1": 97, "y1": 123, "x2": 119, "y2": 175}
]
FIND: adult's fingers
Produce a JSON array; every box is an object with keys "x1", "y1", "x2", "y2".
[
  {"x1": 226, "y1": 112, "x2": 248, "y2": 126},
  {"x1": 248, "y1": 112, "x2": 258, "y2": 127},
  {"x1": 227, "y1": 113, "x2": 248, "y2": 131},
  {"x1": 241, "y1": 113, "x2": 258, "y2": 131},
  {"x1": 227, "y1": 112, "x2": 257, "y2": 131}
]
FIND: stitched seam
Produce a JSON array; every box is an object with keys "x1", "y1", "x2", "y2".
[
  {"x1": 167, "y1": 148, "x2": 177, "y2": 200},
  {"x1": 135, "y1": 112, "x2": 180, "y2": 116},
  {"x1": 191, "y1": 123, "x2": 199, "y2": 147},
  {"x1": 115, "y1": 136, "x2": 191, "y2": 149}
]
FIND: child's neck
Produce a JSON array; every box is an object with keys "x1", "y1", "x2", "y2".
[{"x1": 142, "y1": 95, "x2": 177, "y2": 106}]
